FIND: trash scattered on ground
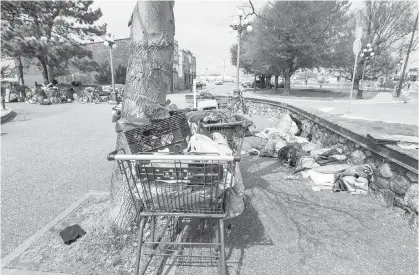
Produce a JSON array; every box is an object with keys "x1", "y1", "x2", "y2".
[{"x1": 243, "y1": 113, "x2": 379, "y2": 196}]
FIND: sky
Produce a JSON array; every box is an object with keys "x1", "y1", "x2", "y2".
[
  {"x1": 92, "y1": 0, "x2": 264, "y2": 76},
  {"x1": 93, "y1": 0, "x2": 417, "y2": 76}
]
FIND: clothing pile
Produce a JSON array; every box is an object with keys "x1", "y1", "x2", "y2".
[{"x1": 244, "y1": 113, "x2": 374, "y2": 195}]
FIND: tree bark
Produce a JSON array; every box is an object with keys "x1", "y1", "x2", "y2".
[
  {"x1": 39, "y1": 57, "x2": 49, "y2": 83},
  {"x1": 48, "y1": 65, "x2": 55, "y2": 83},
  {"x1": 284, "y1": 70, "x2": 291, "y2": 95},
  {"x1": 14, "y1": 55, "x2": 25, "y2": 86},
  {"x1": 109, "y1": 1, "x2": 175, "y2": 231},
  {"x1": 274, "y1": 74, "x2": 279, "y2": 90}
]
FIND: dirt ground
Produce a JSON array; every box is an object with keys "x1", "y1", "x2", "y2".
[{"x1": 6, "y1": 196, "x2": 142, "y2": 275}]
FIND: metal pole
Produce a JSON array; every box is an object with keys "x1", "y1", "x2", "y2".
[
  {"x1": 349, "y1": 53, "x2": 359, "y2": 114},
  {"x1": 236, "y1": 16, "x2": 242, "y2": 92},
  {"x1": 109, "y1": 47, "x2": 116, "y2": 101},
  {"x1": 396, "y1": 12, "x2": 418, "y2": 97},
  {"x1": 223, "y1": 60, "x2": 226, "y2": 82}
]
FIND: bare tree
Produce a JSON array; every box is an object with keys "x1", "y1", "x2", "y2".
[{"x1": 108, "y1": 1, "x2": 175, "y2": 231}]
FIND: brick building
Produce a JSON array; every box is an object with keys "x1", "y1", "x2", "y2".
[{"x1": 17, "y1": 38, "x2": 196, "y2": 91}]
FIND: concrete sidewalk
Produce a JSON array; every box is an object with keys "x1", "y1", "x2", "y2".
[
  {"x1": 246, "y1": 90, "x2": 414, "y2": 105},
  {"x1": 174, "y1": 156, "x2": 418, "y2": 275}
]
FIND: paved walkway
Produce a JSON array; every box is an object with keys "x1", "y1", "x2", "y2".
[
  {"x1": 2, "y1": 98, "x2": 417, "y2": 275},
  {"x1": 172, "y1": 156, "x2": 417, "y2": 275},
  {"x1": 1, "y1": 102, "x2": 115, "y2": 258}
]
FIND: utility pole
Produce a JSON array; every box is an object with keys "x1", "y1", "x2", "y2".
[{"x1": 396, "y1": 12, "x2": 418, "y2": 97}]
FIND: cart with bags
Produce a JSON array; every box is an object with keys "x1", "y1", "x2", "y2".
[{"x1": 108, "y1": 110, "x2": 250, "y2": 274}]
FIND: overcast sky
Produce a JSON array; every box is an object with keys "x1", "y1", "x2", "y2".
[{"x1": 93, "y1": 0, "x2": 417, "y2": 76}]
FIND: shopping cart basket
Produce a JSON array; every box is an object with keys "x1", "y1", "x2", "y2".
[
  {"x1": 197, "y1": 121, "x2": 248, "y2": 155},
  {"x1": 123, "y1": 113, "x2": 191, "y2": 153},
  {"x1": 108, "y1": 150, "x2": 241, "y2": 275}
]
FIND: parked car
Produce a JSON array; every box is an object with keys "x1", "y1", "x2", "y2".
[{"x1": 215, "y1": 81, "x2": 223, "y2": 85}]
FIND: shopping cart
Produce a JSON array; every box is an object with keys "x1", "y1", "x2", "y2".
[
  {"x1": 197, "y1": 120, "x2": 248, "y2": 155},
  {"x1": 108, "y1": 150, "x2": 241, "y2": 275}
]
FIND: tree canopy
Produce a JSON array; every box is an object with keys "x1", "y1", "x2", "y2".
[
  {"x1": 230, "y1": 0, "x2": 418, "y2": 94},
  {"x1": 231, "y1": 1, "x2": 351, "y2": 94},
  {"x1": 1, "y1": 0, "x2": 106, "y2": 83}
]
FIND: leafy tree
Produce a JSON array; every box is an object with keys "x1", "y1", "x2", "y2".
[
  {"x1": 94, "y1": 60, "x2": 112, "y2": 84},
  {"x1": 115, "y1": 64, "x2": 127, "y2": 84},
  {"x1": 330, "y1": 0, "x2": 418, "y2": 95},
  {"x1": 94, "y1": 61, "x2": 127, "y2": 85},
  {"x1": 1, "y1": 1, "x2": 32, "y2": 85},
  {"x1": 1, "y1": 1, "x2": 106, "y2": 83},
  {"x1": 235, "y1": 1, "x2": 351, "y2": 95}
]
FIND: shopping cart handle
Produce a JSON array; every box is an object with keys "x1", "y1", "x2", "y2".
[{"x1": 107, "y1": 150, "x2": 118, "y2": 161}]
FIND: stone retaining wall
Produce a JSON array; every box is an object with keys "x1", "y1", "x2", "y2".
[{"x1": 185, "y1": 95, "x2": 418, "y2": 219}]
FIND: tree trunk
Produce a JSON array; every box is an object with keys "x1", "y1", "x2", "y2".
[
  {"x1": 354, "y1": 78, "x2": 362, "y2": 98},
  {"x1": 253, "y1": 74, "x2": 256, "y2": 92},
  {"x1": 48, "y1": 65, "x2": 55, "y2": 83},
  {"x1": 274, "y1": 75, "x2": 279, "y2": 90},
  {"x1": 260, "y1": 75, "x2": 265, "y2": 89},
  {"x1": 15, "y1": 55, "x2": 25, "y2": 86},
  {"x1": 39, "y1": 57, "x2": 49, "y2": 83},
  {"x1": 109, "y1": 1, "x2": 175, "y2": 231},
  {"x1": 284, "y1": 70, "x2": 291, "y2": 95}
]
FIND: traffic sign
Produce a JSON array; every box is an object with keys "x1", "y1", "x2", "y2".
[{"x1": 353, "y1": 39, "x2": 362, "y2": 56}]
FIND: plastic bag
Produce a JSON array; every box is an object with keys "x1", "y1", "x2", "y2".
[
  {"x1": 275, "y1": 113, "x2": 299, "y2": 135},
  {"x1": 224, "y1": 163, "x2": 244, "y2": 220},
  {"x1": 186, "y1": 134, "x2": 232, "y2": 156},
  {"x1": 339, "y1": 176, "x2": 368, "y2": 195}
]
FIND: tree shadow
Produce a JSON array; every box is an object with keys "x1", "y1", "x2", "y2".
[
  {"x1": 228, "y1": 156, "x2": 382, "y2": 271},
  {"x1": 1, "y1": 111, "x2": 32, "y2": 125},
  {"x1": 1, "y1": 111, "x2": 17, "y2": 125}
]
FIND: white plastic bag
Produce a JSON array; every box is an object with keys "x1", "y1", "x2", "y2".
[
  {"x1": 224, "y1": 163, "x2": 244, "y2": 220},
  {"x1": 186, "y1": 134, "x2": 232, "y2": 156}
]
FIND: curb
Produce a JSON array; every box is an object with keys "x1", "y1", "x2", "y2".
[
  {"x1": 1, "y1": 268, "x2": 72, "y2": 275},
  {"x1": 246, "y1": 93, "x2": 414, "y2": 105},
  {"x1": 1, "y1": 191, "x2": 110, "y2": 273},
  {"x1": 1, "y1": 108, "x2": 12, "y2": 122}
]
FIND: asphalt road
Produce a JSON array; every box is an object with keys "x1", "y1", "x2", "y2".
[
  {"x1": 1, "y1": 96, "x2": 417, "y2": 275},
  {"x1": 1, "y1": 102, "x2": 115, "y2": 258}
]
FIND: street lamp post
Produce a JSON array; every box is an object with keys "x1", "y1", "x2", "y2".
[
  {"x1": 358, "y1": 43, "x2": 374, "y2": 99},
  {"x1": 103, "y1": 32, "x2": 117, "y2": 103},
  {"x1": 229, "y1": 12, "x2": 252, "y2": 95}
]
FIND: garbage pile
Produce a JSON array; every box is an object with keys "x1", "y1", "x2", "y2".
[{"x1": 244, "y1": 113, "x2": 374, "y2": 195}]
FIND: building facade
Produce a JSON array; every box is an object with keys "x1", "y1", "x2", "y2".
[
  {"x1": 178, "y1": 49, "x2": 196, "y2": 90},
  {"x1": 9, "y1": 37, "x2": 196, "y2": 92}
]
